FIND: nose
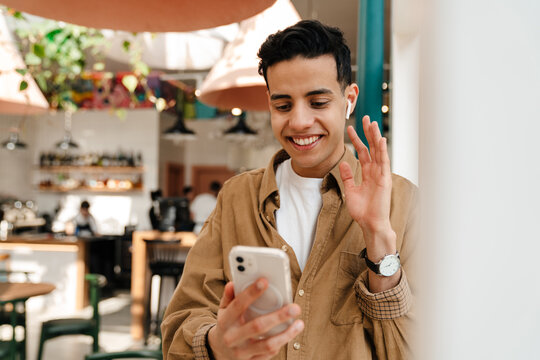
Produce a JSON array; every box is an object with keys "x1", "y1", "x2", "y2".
[{"x1": 289, "y1": 104, "x2": 314, "y2": 131}]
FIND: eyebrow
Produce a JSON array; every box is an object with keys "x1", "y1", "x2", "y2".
[{"x1": 270, "y1": 88, "x2": 334, "y2": 101}]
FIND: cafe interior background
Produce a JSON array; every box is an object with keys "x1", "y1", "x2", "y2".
[{"x1": 1, "y1": 0, "x2": 539, "y2": 359}]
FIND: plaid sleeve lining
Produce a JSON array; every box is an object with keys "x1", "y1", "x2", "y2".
[
  {"x1": 193, "y1": 323, "x2": 217, "y2": 360},
  {"x1": 355, "y1": 269, "x2": 412, "y2": 320}
]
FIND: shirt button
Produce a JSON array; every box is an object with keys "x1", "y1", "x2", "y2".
[
  {"x1": 281, "y1": 245, "x2": 288, "y2": 252},
  {"x1": 293, "y1": 342, "x2": 301, "y2": 350},
  {"x1": 298, "y1": 289, "x2": 304, "y2": 296}
]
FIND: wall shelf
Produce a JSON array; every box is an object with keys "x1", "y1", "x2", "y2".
[
  {"x1": 36, "y1": 166, "x2": 145, "y2": 194},
  {"x1": 37, "y1": 166, "x2": 145, "y2": 174}
]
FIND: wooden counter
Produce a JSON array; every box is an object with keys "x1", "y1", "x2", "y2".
[
  {"x1": 0, "y1": 234, "x2": 88, "y2": 310},
  {"x1": 130, "y1": 230, "x2": 196, "y2": 340}
]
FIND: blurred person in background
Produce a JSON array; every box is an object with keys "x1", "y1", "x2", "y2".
[{"x1": 190, "y1": 181, "x2": 221, "y2": 235}]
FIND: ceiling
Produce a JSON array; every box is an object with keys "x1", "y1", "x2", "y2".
[{"x1": 291, "y1": 0, "x2": 359, "y2": 64}]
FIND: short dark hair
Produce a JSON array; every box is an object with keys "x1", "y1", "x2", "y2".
[
  {"x1": 258, "y1": 20, "x2": 352, "y2": 91},
  {"x1": 81, "y1": 200, "x2": 90, "y2": 209},
  {"x1": 183, "y1": 186, "x2": 193, "y2": 195}
]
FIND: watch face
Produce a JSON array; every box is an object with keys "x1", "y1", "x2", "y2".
[{"x1": 379, "y1": 255, "x2": 400, "y2": 277}]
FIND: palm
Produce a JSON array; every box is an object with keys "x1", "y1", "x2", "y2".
[{"x1": 339, "y1": 117, "x2": 392, "y2": 233}]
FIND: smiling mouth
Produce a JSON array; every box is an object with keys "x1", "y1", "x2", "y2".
[{"x1": 290, "y1": 136, "x2": 321, "y2": 146}]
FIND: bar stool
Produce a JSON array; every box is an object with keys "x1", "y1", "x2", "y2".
[{"x1": 143, "y1": 239, "x2": 185, "y2": 344}]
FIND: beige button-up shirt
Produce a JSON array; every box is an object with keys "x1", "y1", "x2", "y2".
[{"x1": 162, "y1": 148, "x2": 418, "y2": 359}]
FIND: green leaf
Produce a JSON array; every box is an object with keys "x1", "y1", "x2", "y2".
[
  {"x1": 134, "y1": 61, "x2": 150, "y2": 77},
  {"x1": 93, "y1": 62, "x2": 105, "y2": 71},
  {"x1": 32, "y1": 43, "x2": 46, "y2": 58},
  {"x1": 19, "y1": 80, "x2": 29, "y2": 91},
  {"x1": 70, "y1": 64, "x2": 82, "y2": 75},
  {"x1": 121, "y1": 75, "x2": 138, "y2": 93},
  {"x1": 122, "y1": 41, "x2": 131, "y2": 52},
  {"x1": 15, "y1": 69, "x2": 28, "y2": 76},
  {"x1": 45, "y1": 28, "x2": 63, "y2": 42},
  {"x1": 14, "y1": 11, "x2": 26, "y2": 20},
  {"x1": 25, "y1": 52, "x2": 42, "y2": 66},
  {"x1": 36, "y1": 76, "x2": 48, "y2": 92},
  {"x1": 68, "y1": 48, "x2": 83, "y2": 61}
]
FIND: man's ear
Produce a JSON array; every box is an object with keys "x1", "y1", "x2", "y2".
[{"x1": 345, "y1": 83, "x2": 360, "y2": 118}]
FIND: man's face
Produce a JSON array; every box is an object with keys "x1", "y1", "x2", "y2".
[{"x1": 266, "y1": 55, "x2": 357, "y2": 178}]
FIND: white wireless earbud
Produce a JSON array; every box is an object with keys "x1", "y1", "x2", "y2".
[{"x1": 345, "y1": 100, "x2": 352, "y2": 119}]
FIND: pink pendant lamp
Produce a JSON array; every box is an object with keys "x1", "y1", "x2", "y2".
[
  {"x1": 197, "y1": 0, "x2": 301, "y2": 111},
  {"x1": 0, "y1": 0, "x2": 277, "y2": 32},
  {"x1": 0, "y1": 15, "x2": 49, "y2": 114}
]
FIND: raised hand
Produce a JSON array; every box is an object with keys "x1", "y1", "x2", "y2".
[
  {"x1": 339, "y1": 116, "x2": 398, "y2": 290},
  {"x1": 208, "y1": 279, "x2": 304, "y2": 360}
]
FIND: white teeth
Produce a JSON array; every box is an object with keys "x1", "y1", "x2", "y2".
[{"x1": 292, "y1": 136, "x2": 319, "y2": 146}]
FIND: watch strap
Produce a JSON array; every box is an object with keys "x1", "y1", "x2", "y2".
[
  {"x1": 360, "y1": 248, "x2": 400, "y2": 276},
  {"x1": 360, "y1": 248, "x2": 380, "y2": 274}
]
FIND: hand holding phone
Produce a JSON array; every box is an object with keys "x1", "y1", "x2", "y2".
[
  {"x1": 229, "y1": 246, "x2": 294, "y2": 337},
  {"x1": 207, "y1": 280, "x2": 304, "y2": 360}
]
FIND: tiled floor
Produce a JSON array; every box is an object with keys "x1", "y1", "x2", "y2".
[{"x1": 21, "y1": 290, "x2": 160, "y2": 360}]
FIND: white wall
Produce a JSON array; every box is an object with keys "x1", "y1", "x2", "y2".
[
  {"x1": 390, "y1": 0, "x2": 421, "y2": 185},
  {"x1": 0, "y1": 114, "x2": 35, "y2": 199},
  {"x1": 416, "y1": 1, "x2": 540, "y2": 359},
  {"x1": 159, "y1": 111, "x2": 280, "y2": 189},
  {"x1": 1, "y1": 109, "x2": 159, "y2": 231}
]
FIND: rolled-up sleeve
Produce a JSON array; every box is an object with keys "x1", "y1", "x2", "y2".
[{"x1": 355, "y1": 270, "x2": 412, "y2": 320}]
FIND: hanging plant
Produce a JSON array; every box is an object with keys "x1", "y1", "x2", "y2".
[
  {"x1": 14, "y1": 16, "x2": 109, "y2": 111},
  {"x1": 5, "y1": 7, "x2": 171, "y2": 115}
]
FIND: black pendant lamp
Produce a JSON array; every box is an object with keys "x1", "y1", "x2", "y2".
[
  {"x1": 2, "y1": 131, "x2": 27, "y2": 150},
  {"x1": 163, "y1": 110, "x2": 197, "y2": 142},
  {"x1": 223, "y1": 111, "x2": 257, "y2": 141}
]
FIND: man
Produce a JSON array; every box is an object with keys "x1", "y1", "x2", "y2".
[
  {"x1": 190, "y1": 181, "x2": 221, "y2": 235},
  {"x1": 162, "y1": 20, "x2": 417, "y2": 359}
]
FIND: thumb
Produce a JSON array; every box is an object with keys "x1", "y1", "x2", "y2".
[{"x1": 220, "y1": 282, "x2": 235, "y2": 309}]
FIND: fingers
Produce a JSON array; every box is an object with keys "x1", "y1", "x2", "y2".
[
  {"x1": 339, "y1": 161, "x2": 355, "y2": 195},
  {"x1": 346, "y1": 126, "x2": 370, "y2": 166},
  {"x1": 220, "y1": 282, "x2": 236, "y2": 309},
  {"x1": 223, "y1": 303, "x2": 302, "y2": 347},
  {"x1": 379, "y1": 137, "x2": 390, "y2": 177},
  {"x1": 356, "y1": 116, "x2": 389, "y2": 173},
  {"x1": 239, "y1": 320, "x2": 304, "y2": 359},
  {"x1": 220, "y1": 278, "x2": 268, "y2": 329}
]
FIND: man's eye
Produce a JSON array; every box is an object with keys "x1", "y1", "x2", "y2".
[
  {"x1": 311, "y1": 101, "x2": 328, "y2": 108},
  {"x1": 274, "y1": 103, "x2": 291, "y2": 111}
]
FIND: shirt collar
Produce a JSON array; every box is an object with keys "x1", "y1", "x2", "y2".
[{"x1": 259, "y1": 147, "x2": 362, "y2": 208}]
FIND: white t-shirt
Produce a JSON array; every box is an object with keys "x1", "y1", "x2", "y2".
[
  {"x1": 190, "y1": 193, "x2": 217, "y2": 234},
  {"x1": 275, "y1": 159, "x2": 323, "y2": 270}
]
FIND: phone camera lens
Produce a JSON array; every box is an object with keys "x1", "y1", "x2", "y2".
[
  {"x1": 236, "y1": 256, "x2": 244, "y2": 263},
  {"x1": 238, "y1": 265, "x2": 245, "y2": 272}
]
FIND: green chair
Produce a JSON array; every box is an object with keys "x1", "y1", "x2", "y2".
[
  {"x1": 0, "y1": 298, "x2": 26, "y2": 360},
  {"x1": 37, "y1": 274, "x2": 106, "y2": 360},
  {"x1": 84, "y1": 349, "x2": 162, "y2": 360}
]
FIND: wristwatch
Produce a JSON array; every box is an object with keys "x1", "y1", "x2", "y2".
[{"x1": 360, "y1": 248, "x2": 401, "y2": 277}]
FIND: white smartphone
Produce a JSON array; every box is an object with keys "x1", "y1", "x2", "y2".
[{"x1": 228, "y1": 245, "x2": 294, "y2": 337}]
